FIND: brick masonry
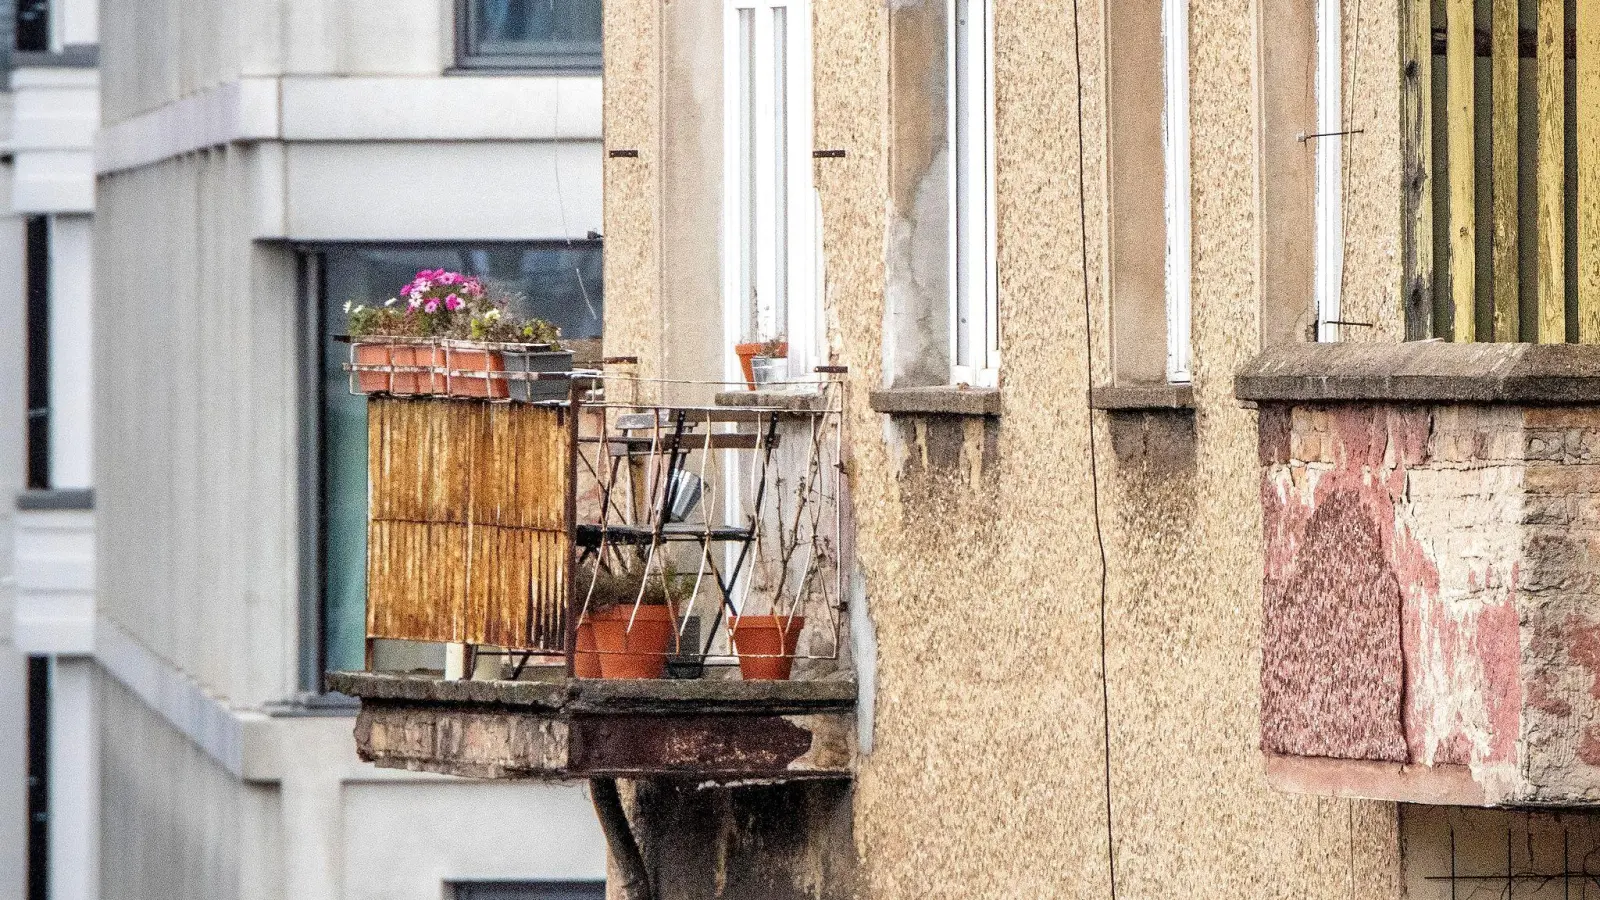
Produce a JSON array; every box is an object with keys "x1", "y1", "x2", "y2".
[{"x1": 1259, "y1": 401, "x2": 1600, "y2": 805}]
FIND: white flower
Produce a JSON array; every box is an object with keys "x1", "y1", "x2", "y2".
[
  {"x1": 343, "y1": 301, "x2": 352, "y2": 314},
  {"x1": 485, "y1": 309, "x2": 501, "y2": 321},
  {"x1": 384, "y1": 297, "x2": 397, "y2": 307}
]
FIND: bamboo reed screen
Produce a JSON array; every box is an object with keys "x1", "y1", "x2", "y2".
[
  {"x1": 365, "y1": 398, "x2": 572, "y2": 651},
  {"x1": 1403, "y1": 0, "x2": 1600, "y2": 341}
]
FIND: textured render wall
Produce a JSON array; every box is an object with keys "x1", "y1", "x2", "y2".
[
  {"x1": 603, "y1": 0, "x2": 1407, "y2": 895},
  {"x1": 94, "y1": 150, "x2": 301, "y2": 708}
]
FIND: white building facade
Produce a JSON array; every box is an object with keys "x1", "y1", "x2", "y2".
[{"x1": 6, "y1": 1, "x2": 610, "y2": 898}]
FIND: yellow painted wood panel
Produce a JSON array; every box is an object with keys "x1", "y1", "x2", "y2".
[
  {"x1": 1400, "y1": 0, "x2": 1434, "y2": 338},
  {"x1": 1538, "y1": 0, "x2": 1566, "y2": 342},
  {"x1": 366, "y1": 398, "x2": 572, "y2": 651},
  {"x1": 1446, "y1": 0, "x2": 1475, "y2": 341},
  {"x1": 1491, "y1": 0, "x2": 1519, "y2": 341},
  {"x1": 1580, "y1": 0, "x2": 1600, "y2": 341}
]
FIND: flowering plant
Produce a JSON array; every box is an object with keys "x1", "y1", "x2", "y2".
[{"x1": 345, "y1": 269, "x2": 561, "y2": 347}]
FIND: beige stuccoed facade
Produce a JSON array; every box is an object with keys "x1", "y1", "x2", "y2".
[{"x1": 590, "y1": 0, "x2": 1600, "y2": 896}]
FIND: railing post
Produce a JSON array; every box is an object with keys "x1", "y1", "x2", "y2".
[{"x1": 1400, "y1": 0, "x2": 1435, "y2": 340}]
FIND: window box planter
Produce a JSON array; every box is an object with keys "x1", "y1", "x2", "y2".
[{"x1": 350, "y1": 339, "x2": 574, "y2": 402}]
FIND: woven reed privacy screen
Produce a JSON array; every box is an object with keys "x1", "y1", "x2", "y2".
[
  {"x1": 1402, "y1": 0, "x2": 1600, "y2": 342},
  {"x1": 365, "y1": 398, "x2": 573, "y2": 651}
]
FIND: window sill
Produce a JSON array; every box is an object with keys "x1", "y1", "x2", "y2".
[
  {"x1": 444, "y1": 65, "x2": 603, "y2": 77},
  {"x1": 16, "y1": 488, "x2": 94, "y2": 511},
  {"x1": 714, "y1": 387, "x2": 828, "y2": 412},
  {"x1": 1090, "y1": 382, "x2": 1195, "y2": 411},
  {"x1": 1236, "y1": 341, "x2": 1600, "y2": 404},
  {"x1": 868, "y1": 385, "x2": 1001, "y2": 417}
]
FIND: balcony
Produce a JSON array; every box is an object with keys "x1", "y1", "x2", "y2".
[
  {"x1": 11, "y1": 489, "x2": 94, "y2": 655},
  {"x1": 330, "y1": 357, "x2": 856, "y2": 782},
  {"x1": 1243, "y1": 342, "x2": 1600, "y2": 807}
]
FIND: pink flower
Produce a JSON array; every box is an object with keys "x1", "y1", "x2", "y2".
[
  {"x1": 424, "y1": 299, "x2": 440, "y2": 313},
  {"x1": 463, "y1": 279, "x2": 483, "y2": 297},
  {"x1": 444, "y1": 294, "x2": 463, "y2": 311},
  {"x1": 438, "y1": 272, "x2": 460, "y2": 285}
]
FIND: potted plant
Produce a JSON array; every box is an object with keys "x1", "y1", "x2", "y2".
[
  {"x1": 735, "y1": 336, "x2": 788, "y2": 390},
  {"x1": 346, "y1": 269, "x2": 572, "y2": 400},
  {"x1": 727, "y1": 611, "x2": 805, "y2": 680},
  {"x1": 576, "y1": 567, "x2": 682, "y2": 679}
]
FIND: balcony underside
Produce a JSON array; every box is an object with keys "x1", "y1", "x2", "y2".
[{"x1": 327, "y1": 672, "x2": 857, "y2": 781}]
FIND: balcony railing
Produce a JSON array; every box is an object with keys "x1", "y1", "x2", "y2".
[{"x1": 1402, "y1": 0, "x2": 1600, "y2": 342}]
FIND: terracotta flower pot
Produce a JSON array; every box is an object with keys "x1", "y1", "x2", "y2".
[
  {"x1": 445, "y1": 343, "x2": 508, "y2": 399},
  {"x1": 353, "y1": 342, "x2": 393, "y2": 394},
  {"x1": 728, "y1": 614, "x2": 805, "y2": 681},
  {"x1": 589, "y1": 605, "x2": 676, "y2": 679},
  {"x1": 353, "y1": 341, "x2": 443, "y2": 395},
  {"x1": 734, "y1": 342, "x2": 788, "y2": 390},
  {"x1": 573, "y1": 621, "x2": 602, "y2": 678}
]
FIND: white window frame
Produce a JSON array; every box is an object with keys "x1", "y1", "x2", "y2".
[
  {"x1": 949, "y1": 0, "x2": 999, "y2": 388},
  {"x1": 722, "y1": 0, "x2": 818, "y2": 383},
  {"x1": 1314, "y1": 0, "x2": 1343, "y2": 342},
  {"x1": 1163, "y1": 0, "x2": 1193, "y2": 384}
]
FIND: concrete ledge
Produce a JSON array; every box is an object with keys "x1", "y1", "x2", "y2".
[
  {"x1": 714, "y1": 389, "x2": 830, "y2": 412},
  {"x1": 868, "y1": 386, "x2": 1001, "y2": 417},
  {"x1": 1237, "y1": 341, "x2": 1600, "y2": 404},
  {"x1": 331, "y1": 672, "x2": 857, "y2": 780},
  {"x1": 328, "y1": 671, "x2": 857, "y2": 714},
  {"x1": 1090, "y1": 382, "x2": 1195, "y2": 411},
  {"x1": 16, "y1": 488, "x2": 95, "y2": 511},
  {"x1": 1263, "y1": 753, "x2": 1488, "y2": 806}
]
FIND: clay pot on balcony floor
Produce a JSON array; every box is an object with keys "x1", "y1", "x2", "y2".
[
  {"x1": 573, "y1": 621, "x2": 601, "y2": 678},
  {"x1": 728, "y1": 614, "x2": 805, "y2": 681},
  {"x1": 589, "y1": 605, "x2": 675, "y2": 679}
]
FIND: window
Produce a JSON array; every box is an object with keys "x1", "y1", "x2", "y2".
[
  {"x1": 457, "y1": 0, "x2": 602, "y2": 71},
  {"x1": 723, "y1": 0, "x2": 818, "y2": 380},
  {"x1": 950, "y1": 0, "x2": 998, "y2": 386},
  {"x1": 306, "y1": 243, "x2": 603, "y2": 680},
  {"x1": 1106, "y1": 0, "x2": 1191, "y2": 385},
  {"x1": 1313, "y1": 0, "x2": 1342, "y2": 342},
  {"x1": 15, "y1": 0, "x2": 47, "y2": 54},
  {"x1": 25, "y1": 216, "x2": 48, "y2": 489},
  {"x1": 25, "y1": 657, "x2": 48, "y2": 900},
  {"x1": 451, "y1": 882, "x2": 606, "y2": 900},
  {"x1": 1161, "y1": 0, "x2": 1191, "y2": 381}
]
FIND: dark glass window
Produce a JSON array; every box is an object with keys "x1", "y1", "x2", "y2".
[
  {"x1": 26, "y1": 657, "x2": 48, "y2": 900},
  {"x1": 310, "y1": 243, "x2": 603, "y2": 676},
  {"x1": 15, "y1": 0, "x2": 47, "y2": 53},
  {"x1": 458, "y1": 0, "x2": 602, "y2": 71},
  {"x1": 25, "y1": 215, "x2": 49, "y2": 490}
]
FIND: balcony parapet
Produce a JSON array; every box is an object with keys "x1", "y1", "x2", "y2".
[
  {"x1": 328, "y1": 672, "x2": 856, "y2": 781},
  {"x1": 1241, "y1": 342, "x2": 1600, "y2": 807}
]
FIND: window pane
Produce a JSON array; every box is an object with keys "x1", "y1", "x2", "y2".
[
  {"x1": 953, "y1": 0, "x2": 974, "y2": 369},
  {"x1": 317, "y1": 243, "x2": 603, "y2": 675},
  {"x1": 467, "y1": 0, "x2": 602, "y2": 65},
  {"x1": 772, "y1": 7, "x2": 789, "y2": 341},
  {"x1": 738, "y1": 8, "x2": 756, "y2": 341}
]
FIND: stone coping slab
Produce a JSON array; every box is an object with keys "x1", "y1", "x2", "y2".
[
  {"x1": 1236, "y1": 342, "x2": 1600, "y2": 404},
  {"x1": 328, "y1": 671, "x2": 857, "y2": 715}
]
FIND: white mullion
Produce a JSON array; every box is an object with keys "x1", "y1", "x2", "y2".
[
  {"x1": 979, "y1": 0, "x2": 998, "y2": 384},
  {"x1": 722, "y1": 1, "x2": 744, "y2": 383},
  {"x1": 1314, "y1": 0, "x2": 1343, "y2": 343},
  {"x1": 960, "y1": 0, "x2": 984, "y2": 381},
  {"x1": 784, "y1": 0, "x2": 818, "y2": 379},
  {"x1": 752, "y1": 6, "x2": 779, "y2": 342},
  {"x1": 1163, "y1": 0, "x2": 1192, "y2": 384}
]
